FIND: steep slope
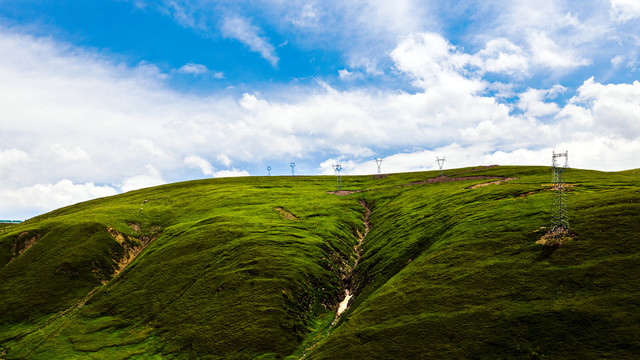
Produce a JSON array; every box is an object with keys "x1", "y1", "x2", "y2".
[
  {"x1": 307, "y1": 167, "x2": 640, "y2": 359},
  {"x1": 1, "y1": 166, "x2": 639, "y2": 359},
  {"x1": 0, "y1": 176, "x2": 365, "y2": 358}
]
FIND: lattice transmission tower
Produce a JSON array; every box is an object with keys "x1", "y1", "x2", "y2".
[
  {"x1": 332, "y1": 163, "x2": 343, "y2": 190},
  {"x1": 267, "y1": 165, "x2": 271, "y2": 176},
  {"x1": 290, "y1": 162, "x2": 296, "y2": 176},
  {"x1": 375, "y1": 158, "x2": 383, "y2": 174},
  {"x1": 551, "y1": 151, "x2": 569, "y2": 234},
  {"x1": 436, "y1": 156, "x2": 446, "y2": 176}
]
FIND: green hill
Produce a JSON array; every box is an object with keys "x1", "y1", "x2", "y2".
[{"x1": 1, "y1": 166, "x2": 639, "y2": 359}]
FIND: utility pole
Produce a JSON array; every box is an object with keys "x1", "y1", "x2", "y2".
[
  {"x1": 375, "y1": 158, "x2": 383, "y2": 175},
  {"x1": 551, "y1": 151, "x2": 569, "y2": 239},
  {"x1": 436, "y1": 156, "x2": 446, "y2": 176},
  {"x1": 332, "y1": 164, "x2": 343, "y2": 190}
]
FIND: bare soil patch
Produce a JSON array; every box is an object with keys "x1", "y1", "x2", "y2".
[
  {"x1": 106, "y1": 226, "x2": 162, "y2": 279},
  {"x1": 536, "y1": 227, "x2": 576, "y2": 247},
  {"x1": 9, "y1": 232, "x2": 42, "y2": 263},
  {"x1": 128, "y1": 223, "x2": 141, "y2": 233},
  {"x1": 274, "y1": 207, "x2": 299, "y2": 220},
  {"x1": 467, "y1": 177, "x2": 518, "y2": 189},
  {"x1": 326, "y1": 190, "x2": 361, "y2": 195}
]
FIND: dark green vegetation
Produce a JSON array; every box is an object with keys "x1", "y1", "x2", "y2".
[{"x1": 1, "y1": 166, "x2": 639, "y2": 359}]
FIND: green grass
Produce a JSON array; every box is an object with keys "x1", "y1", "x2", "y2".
[{"x1": 1, "y1": 166, "x2": 639, "y2": 359}]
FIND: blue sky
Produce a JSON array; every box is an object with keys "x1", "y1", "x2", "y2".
[{"x1": 1, "y1": 0, "x2": 640, "y2": 219}]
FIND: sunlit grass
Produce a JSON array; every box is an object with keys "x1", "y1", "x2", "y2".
[{"x1": 1, "y1": 166, "x2": 638, "y2": 359}]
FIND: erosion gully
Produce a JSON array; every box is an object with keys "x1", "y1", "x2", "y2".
[{"x1": 335, "y1": 199, "x2": 371, "y2": 320}]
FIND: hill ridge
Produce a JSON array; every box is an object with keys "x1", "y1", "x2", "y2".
[{"x1": 1, "y1": 165, "x2": 639, "y2": 359}]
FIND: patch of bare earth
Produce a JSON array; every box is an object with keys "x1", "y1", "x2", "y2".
[
  {"x1": 274, "y1": 207, "x2": 299, "y2": 220},
  {"x1": 8, "y1": 232, "x2": 42, "y2": 263},
  {"x1": 107, "y1": 225, "x2": 161, "y2": 280},
  {"x1": 128, "y1": 222, "x2": 141, "y2": 233},
  {"x1": 536, "y1": 227, "x2": 576, "y2": 247},
  {"x1": 467, "y1": 177, "x2": 518, "y2": 189},
  {"x1": 326, "y1": 190, "x2": 360, "y2": 195}
]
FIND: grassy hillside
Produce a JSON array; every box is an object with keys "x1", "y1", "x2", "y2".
[{"x1": 1, "y1": 166, "x2": 639, "y2": 359}]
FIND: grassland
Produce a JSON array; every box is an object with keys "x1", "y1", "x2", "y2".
[{"x1": 1, "y1": 166, "x2": 639, "y2": 359}]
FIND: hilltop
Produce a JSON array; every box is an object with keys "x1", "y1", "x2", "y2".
[{"x1": 1, "y1": 166, "x2": 639, "y2": 359}]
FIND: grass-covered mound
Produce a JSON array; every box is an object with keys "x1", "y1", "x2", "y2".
[{"x1": 1, "y1": 166, "x2": 639, "y2": 359}]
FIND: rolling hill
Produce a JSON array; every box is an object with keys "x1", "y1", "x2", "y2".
[{"x1": 1, "y1": 166, "x2": 639, "y2": 359}]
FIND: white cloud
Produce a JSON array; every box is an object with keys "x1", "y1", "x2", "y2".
[
  {"x1": 0, "y1": 148, "x2": 30, "y2": 167},
  {"x1": 390, "y1": 32, "x2": 481, "y2": 90},
  {"x1": 527, "y1": 32, "x2": 591, "y2": 69},
  {"x1": 184, "y1": 155, "x2": 215, "y2": 176},
  {"x1": 213, "y1": 168, "x2": 250, "y2": 178},
  {"x1": 287, "y1": 3, "x2": 321, "y2": 28},
  {"x1": 470, "y1": 1, "x2": 610, "y2": 75},
  {"x1": 220, "y1": 16, "x2": 279, "y2": 67},
  {"x1": 611, "y1": 55, "x2": 625, "y2": 67},
  {"x1": 179, "y1": 62, "x2": 208, "y2": 74},
  {"x1": 176, "y1": 62, "x2": 223, "y2": 78},
  {"x1": 0, "y1": 180, "x2": 118, "y2": 220},
  {"x1": 571, "y1": 77, "x2": 640, "y2": 139},
  {"x1": 129, "y1": 138, "x2": 170, "y2": 158},
  {"x1": 338, "y1": 69, "x2": 363, "y2": 81},
  {"x1": 2, "y1": 23, "x2": 640, "y2": 219},
  {"x1": 518, "y1": 86, "x2": 565, "y2": 117},
  {"x1": 49, "y1": 144, "x2": 91, "y2": 161},
  {"x1": 119, "y1": 165, "x2": 166, "y2": 192},
  {"x1": 610, "y1": 0, "x2": 640, "y2": 22},
  {"x1": 216, "y1": 154, "x2": 232, "y2": 167},
  {"x1": 475, "y1": 38, "x2": 529, "y2": 76}
]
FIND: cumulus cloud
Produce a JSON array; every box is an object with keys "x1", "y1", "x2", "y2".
[
  {"x1": 518, "y1": 86, "x2": 565, "y2": 117},
  {"x1": 184, "y1": 155, "x2": 215, "y2": 176},
  {"x1": 2, "y1": 20, "x2": 640, "y2": 219},
  {"x1": 0, "y1": 180, "x2": 118, "y2": 220},
  {"x1": 216, "y1": 154, "x2": 232, "y2": 167},
  {"x1": 213, "y1": 168, "x2": 250, "y2": 178},
  {"x1": 527, "y1": 32, "x2": 591, "y2": 69},
  {"x1": 571, "y1": 77, "x2": 640, "y2": 139},
  {"x1": 119, "y1": 165, "x2": 166, "y2": 192},
  {"x1": 220, "y1": 16, "x2": 279, "y2": 67},
  {"x1": 475, "y1": 38, "x2": 529, "y2": 76}
]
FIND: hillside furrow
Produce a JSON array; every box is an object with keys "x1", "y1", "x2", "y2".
[{"x1": 334, "y1": 199, "x2": 371, "y2": 321}]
